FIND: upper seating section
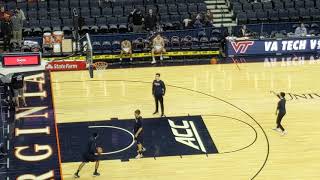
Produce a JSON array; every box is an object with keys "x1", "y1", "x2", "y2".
[
  {"x1": 231, "y1": 0, "x2": 320, "y2": 25},
  {"x1": 2, "y1": 0, "x2": 209, "y2": 35}
]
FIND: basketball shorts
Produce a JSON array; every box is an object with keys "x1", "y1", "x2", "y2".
[{"x1": 82, "y1": 153, "x2": 98, "y2": 162}]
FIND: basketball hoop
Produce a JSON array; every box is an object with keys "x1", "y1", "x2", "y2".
[{"x1": 94, "y1": 62, "x2": 108, "y2": 71}]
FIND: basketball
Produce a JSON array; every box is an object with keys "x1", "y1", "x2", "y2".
[
  {"x1": 96, "y1": 147, "x2": 103, "y2": 154},
  {"x1": 210, "y1": 57, "x2": 217, "y2": 64}
]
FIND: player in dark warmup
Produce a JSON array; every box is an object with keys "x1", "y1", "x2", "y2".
[
  {"x1": 273, "y1": 92, "x2": 287, "y2": 136},
  {"x1": 134, "y1": 109, "x2": 146, "y2": 158},
  {"x1": 152, "y1": 73, "x2": 166, "y2": 117},
  {"x1": 74, "y1": 132, "x2": 101, "y2": 178}
]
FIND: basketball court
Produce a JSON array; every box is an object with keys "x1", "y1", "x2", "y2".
[{"x1": 30, "y1": 60, "x2": 320, "y2": 180}]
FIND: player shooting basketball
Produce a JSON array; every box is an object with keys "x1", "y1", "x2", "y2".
[
  {"x1": 74, "y1": 132, "x2": 102, "y2": 178},
  {"x1": 120, "y1": 40, "x2": 133, "y2": 62},
  {"x1": 151, "y1": 33, "x2": 166, "y2": 64}
]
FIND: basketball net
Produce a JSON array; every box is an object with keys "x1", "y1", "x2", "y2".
[{"x1": 94, "y1": 62, "x2": 108, "y2": 71}]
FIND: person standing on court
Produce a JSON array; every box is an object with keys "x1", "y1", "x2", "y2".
[
  {"x1": 273, "y1": 92, "x2": 287, "y2": 136},
  {"x1": 134, "y1": 109, "x2": 146, "y2": 159},
  {"x1": 74, "y1": 132, "x2": 101, "y2": 178},
  {"x1": 152, "y1": 73, "x2": 166, "y2": 117}
]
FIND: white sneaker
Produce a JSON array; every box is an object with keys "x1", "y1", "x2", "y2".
[
  {"x1": 151, "y1": 59, "x2": 156, "y2": 64},
  {"x1": 272, "y1": 128, "x2": 282, "y2": 132},
  {"x1": 135, "y1": 154, "x2": 143, "y2": 159},
  {"x1": 281, "y1": 130, "x2": 287, "y2": 136}
]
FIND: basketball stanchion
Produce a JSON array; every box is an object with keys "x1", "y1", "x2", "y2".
[{"x1": 89, "y1": 64, "x2": 94, "y2": 78}]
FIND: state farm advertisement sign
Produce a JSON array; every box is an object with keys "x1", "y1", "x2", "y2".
[{"x1": 46, "y1": 61, "x2": 87, "y2": 71}]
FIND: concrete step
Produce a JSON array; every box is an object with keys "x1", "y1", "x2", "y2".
[
  {"x1": 207, "y1": 4, "x2": 229, "y2": 9},
  {"x1": 212, "y1": 13, "x2": 233, "y2": 18},
  {"x1": 210, "y1": 9, "x2": 231, "y2": 13},
  {"x1": 213, "y1": 22, "x2": 237, "y2": 27},
  {"x1": 212, "y1": 18, "x2": 233, "y2": 23},
  {"x1": 205, "y1": 0, "x2": 226, "y2": 5}
]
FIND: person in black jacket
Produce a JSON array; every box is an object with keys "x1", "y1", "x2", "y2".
[
  {"x1": 152, "y1": 73, "x2": 166, "y2": 117},
  {"x1": 132, "y1": 9, "x2": 144, "y2": 33},
  {"x1": 0, "y1": 7, "x2": 12, "y2": 52},
  {"x1": 273, "y1": 92, "x2": 287, "y2": 136},
  {"x1": 144, "y1": 9, "x2": 158, "y2": 32},
  {"x1": 74, "y1": 133, "x2": 101, "y2": 178}
]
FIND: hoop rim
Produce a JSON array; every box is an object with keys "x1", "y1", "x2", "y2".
[{"x1": 94, "y1": 62, "x2": 108, "y2": 70}]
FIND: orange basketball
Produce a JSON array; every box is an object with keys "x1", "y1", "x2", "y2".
[
  {"x1": 210, "y1": 57, "x2": 218, "y2": 64},
  {"x1": 96, "y1": 147, "x2": 103, "y2": 154}
]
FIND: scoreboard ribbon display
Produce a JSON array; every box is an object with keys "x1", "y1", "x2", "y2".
[
  {"x1": 42, "y1": 50, "x2": 220, "y2": 61},
  {"x1": 1, "y1": 52, "x2": 41, "y2": 67},
  {"x1": 227, "y1": 37, "x2": 320, "y2": 57}
]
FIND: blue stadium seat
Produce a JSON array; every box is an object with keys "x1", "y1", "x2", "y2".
[
  {"x1": 171, "y1": 36, "x2": 181, "y2": 50},
  {"x1": 48, "y1": 1, "x2": 59, "y2": 10},
  {"x1": 256, "y1": 10, "x2": 268, "y2": 22},
  {"x1": 40, "y1": 19, "x2": 52, "y2": 32},
  {"x1": 51, "y1": 18, "x2": 62, "y2": 31},
  {"x1": 288, "y1": 8, "x2": 299, "y2": 21},
  {"x1": 81, "y1": 8, "x2": 91, "y2": 18},
  {"x1": 59, "y1": 1, "x2": 69, "y2": 9},
  {"x1": 102, "y1": 41, "x2": 112, "y2": 53},
  {"x1": 62, "y1": 18, "x2": 73, "y2": 33},
  {"x1": 252, "y1": 2, "x2": 262, "y2": 10},
  {"x1": 96, "y1": 17, "x2": 109, "y2": 33},
  {"x1": 60, "y1": 8, "x2": 71, "y2": 19},
  {"x1": 49, "y1": 9, "x2": 60, "y2": 19},
  {"x1": 158, "y1": 5, "x2": 168, "y2": 15},
  {"x1": 91, "y1": 8, "x2": 101, "y2": 18},
  {"x1": 28, "y1": 1, "x2": 38, "y2": 11},
  {"x1": 113, "y1": 7, "x2": 124, "y2": 17},
  {"x1": 305, "y1": 0, "x2": 314, "y2": 9},
  {"x1": 310, "y1": 8, "x2": 320, "y2": 21},
  {"x1": 299, "y1": 8, "x2": 310, "y2": 21},
  {"x1": 284, "y1": 0, "x2": 294, "y2": 9},
  {"x1": 247, "y1": 11, "x2": 257, "y2": 23},
  {"x1": 278, "y1": 9, "x2": 289, "y2": 22},
  {"x1": 38, "y1": 1, "x2": 47, "y2": 10},
  {"x1": 268, "y1": 9, "x2": 279, "y2": 22},
  {"x1": 181, "y1": 35, "x2": 192, "y2": 50},
  {"x1": 102, "y1": 8, "x2": 113, "y2": 17},
  {"x1": 168, "y1": 4, "x2": 178, "y2": 15},
  {"x1": 112, "y1": 41, "x2": 121, "y2": 53},
  {"x1": 294, "y1": 0, "x2": 304, "y2": 9},
  {"x1": 80, "y1": 0, "x2": 90, "y2": 8},
  {"x1": 262, "y1": 1, "x2": 272, "y2": 10},
  {"x1": 237, "y1": 12, "x2": 247, "y2": 24},
  {"x1": 92, "y1": 41, "x2": 102, "y2": 54},
  {"x1": 107, "y1": 16, "x2": 118, "y2": 32}
]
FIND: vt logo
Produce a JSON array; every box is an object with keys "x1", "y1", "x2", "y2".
[
  {"x1": 168, "y1": 119, "x2": 207, "y2": 153},
  {"x1": 231, "y1": 41, "x2": 254, "y2": 53}
]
